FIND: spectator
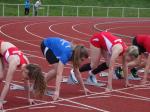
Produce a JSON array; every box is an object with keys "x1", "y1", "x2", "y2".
[
  {"x1": 24, "y1": 0, "x2": 30, "y2": 16},
  {"x1": 34, "y1": 0, "x2": 42, "y2": 16}
]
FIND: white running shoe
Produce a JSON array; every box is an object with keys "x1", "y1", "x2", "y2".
[
  {"x1": 67, "y1": 69, "x2": 79, "y2": 84},
  {"x1": 128, "y1": 74, "x2": 141, "y2": 80},
  {"x1": 10, "y1": 84, "x2": 25, "y2": 91},
  {"x1": 86, "y1": 71, "x2": 98, "y2": 85}
]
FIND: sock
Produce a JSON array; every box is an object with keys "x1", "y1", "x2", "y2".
[
  {"x1": 79, "y1": 63, "x2": 91, "y2": 72},
  {"x1": 92, "y1": 62, "x2": 108, "y2": 75}
]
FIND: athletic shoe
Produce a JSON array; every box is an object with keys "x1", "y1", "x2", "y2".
[
  {"x1": 130, "y1": 68, "x2": 138, "y2": 78},
  {"x1": 128, "y1": 74, "x2": 141, "y2": 80},
  {"x1": 114, "y1": 67, "x2": 124, "y2": 79},
  {"x1": 128, "y1": 68, "x2": 141, "y2": 80},
  {"x1": 86, "y1": 71, "x2": 98, "y2": 85},
  {"x1": 67, "y1": 69, "x2": 79, "y2": 84},
  {"x1": 45, "y1": 90, "x2": 54, "y2": 96}
]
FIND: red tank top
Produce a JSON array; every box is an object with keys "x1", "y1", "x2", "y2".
[
  {"x1": 3, "y1": 47, "x2": 27, "y2": 67},
  {"x1": 136, "y1": 35, "x2": 150, "y2": 53},
  {"x1": 90, "y1": 31, "x2": 128, "y2": 55}
]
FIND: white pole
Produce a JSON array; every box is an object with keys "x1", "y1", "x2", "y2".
[
  {"x1": 77, "y1": 6, "x2": 79, "y2": 17},
  {"x1": 61, "y1": 6, "x2": 64, "y2": 16},
  {"x1": 3, "y1": 3, "x2": 4, "y2": 16},
  {"x1": 47, "y1": 5, "x2": 49, "y2": 16},
  {"x1": 122, "y1": 7, "x2": 124, "y2": 17},
  {"x1": 107, "y1": 7, "x2": 109, "y2": 17},
  {"x1": 32, "y1": 4, "x2": 34, "y2": 16},
  {"x1": 92, "y1": 7, "x2": 94, "y2": 17},
  {"x1": 18, "y1": 4, "x2": 20, "y2": 16},
  {"x1": 138, "y1": 8, "x2": 140, "y2": 18}
]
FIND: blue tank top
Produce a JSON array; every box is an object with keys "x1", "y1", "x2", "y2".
[{"x1": 43, "y1": 37, "x2": 73, "y2": 65}]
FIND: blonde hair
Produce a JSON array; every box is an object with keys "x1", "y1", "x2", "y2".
[
  {"x1": 72, "y1": 45, "x2": 89, "y2": 68},
  {"x1": 126, "y1": 46, "x2": 139, "y2": 58}
]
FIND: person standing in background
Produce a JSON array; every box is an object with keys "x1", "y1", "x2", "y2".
[
  {"x1": 24, "y1": 0, "x2": 30, "y2": 16},
  {"x1": 34, "y1": 0, "x2": 42, "y2": 16}
]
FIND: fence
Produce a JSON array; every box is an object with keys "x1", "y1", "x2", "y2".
[{"x1": 0, "y1": 3, "x2": 150, "y2": 17}]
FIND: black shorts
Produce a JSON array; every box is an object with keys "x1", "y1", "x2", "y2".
[
  {"x1": 132, "y1": 37, "x2": 146, "y2": 55},
  {"x1": 41, "y1": 41, "x2": 59, "y2": 64}
]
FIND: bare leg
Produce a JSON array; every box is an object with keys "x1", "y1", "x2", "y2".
[
  {"x1": 0, "y1": 58, "x2": 4, "y2": 81},
  {"x1": 45, "y1": 63, "x2": 58, "y2": 83},
  {"x1": 90, "y1": 44, "x2": 101, "y2": 69},
  {"x1": 101, "y1": 50, "x2": 110, "y2": 66},
  {"x1": 101, "y1": 50, "x2": 113, "y2": 91}
]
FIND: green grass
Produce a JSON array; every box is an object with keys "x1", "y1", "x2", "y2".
[
  {"x1": 63, "y1": 6, "x2": 77, "y2": 16},
  {"x1": 1, "y1": 0, "x2": 150, "y2": 8},
  {"x1": 0, "y1": 4, "x2": 3, "y2": 16},
  {"x1": 93, "y1": 7, "x2": 107, "y2": 17},
  {"x1": 0, "y1": 0, "x2": 150, "y2": 17}
]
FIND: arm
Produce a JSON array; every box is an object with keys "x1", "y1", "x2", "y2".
[
  {"x1": 23, "y1": 80, "x2": 35, "y2": 105},
  {"x1": 74, "y1": 68, "x2": 89, "y2": 94},
  {"x1": 122, "y1": 56, "x2": 129, "y2": 86},
  {"x1": 53, "y1": 61, "x2": 64, "y2": 101},
  {"x1": 143, "y1": 54, "x2": 150, "y2": 83},
  {"x1": 127, "y1": 55, "x2": 142, "y2": 68},
  {"x1": 0, "y1": 59, "x2": 17, "y2": 103}
]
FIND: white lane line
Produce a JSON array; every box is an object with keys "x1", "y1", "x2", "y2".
[
  {"x1": 117, "y1": 90, "x2": 150, "y2": 100},
  {"x1": 105, "y1": 26, "x2": 150, "y2": 31},
  {"x1": 29, "y1": 106, "x2": 56, "y2": 109},
  {"x1": 112, "y1": 94, "x2": 150, "y2": 102},
  {"x1": 94, "y1": 20, "x2": 150, "y2": 38},
  {"x1": 24, "y1": 21, "x2": 56, "y2": 39},
  {"x1": 53, "y1": 102, "x2": 90, "y2": 110},
  {"x1": 72, "y1": 22, "x2": 93, "y2": 37},
  {"x1": 0, "y1": 21, "x2": 39, "y2": 47},
  {"x1": 135, "y1": 87, "x2": 150, "y2": 90},
  {"x1": 59, "y1": 97, "x2": 109, "y2": 112},
  {"x1": 88, "y1": 94, "x2": 150, "y2": 102},
  {"x1": 15, "y1": 96, "x2": 90, "y2": 110},
  {"x1": 71, "y1": 22, "x2": 131, "y2": 45},
  {"x1": 88, "y1": 95, "x2": 111, "y2": 98},
  {"x1": 5, "y1": 83, "x2": 150, "y2": 111},
  {"x1": 49, "y1": 22, "x2": 89, "y2": 43}
]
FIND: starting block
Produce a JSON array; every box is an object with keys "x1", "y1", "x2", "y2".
[
  {"x1": 99, "y1": 72, "x2": 108, "y2": 77},
  {"x1": 62, "y1": 77, "x2": 106, "y2": 87},
  {"x1": 2, "y1": 81, "x2": 25, "y2": 91},
  {"x1": 45, "y1": 90, "x2": 54, "y2": 96},
  {"x1": 10, "y1": 84, "x2": 25, "y2": 91},
  {"x1": 99, "y1": 72, "x2": 119, "y2": 80},
  {"x1": 99, "y1": 72, "x2": 141, "y2": 80},
  {"x1": 128, "y1": 75, "x2": 141, "y2": 80}
]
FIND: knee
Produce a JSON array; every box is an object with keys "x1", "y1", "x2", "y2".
[{"x1": 90, "y1": 63, "x2": 98, "y2": 70}]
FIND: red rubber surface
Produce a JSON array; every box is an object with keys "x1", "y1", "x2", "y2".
[{"x1": 0, "y1": 17, "x2": 150, "y2": 112}]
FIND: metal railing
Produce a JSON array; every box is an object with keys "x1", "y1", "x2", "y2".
[{"x1": 0, "y1": 3, "x2": 150, "y2": 17}]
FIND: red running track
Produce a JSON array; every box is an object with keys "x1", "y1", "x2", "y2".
[{"x1": 0, "y1": 17, "x2": 150, "y2": 112}]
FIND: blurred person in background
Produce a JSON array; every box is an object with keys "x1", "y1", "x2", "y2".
[
  {"x1": 34, "y1": 0, "x2": 42, "y2": 16},
  {"x1": 24, "y1": 0, "x2": 30, "y2": 16}
]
